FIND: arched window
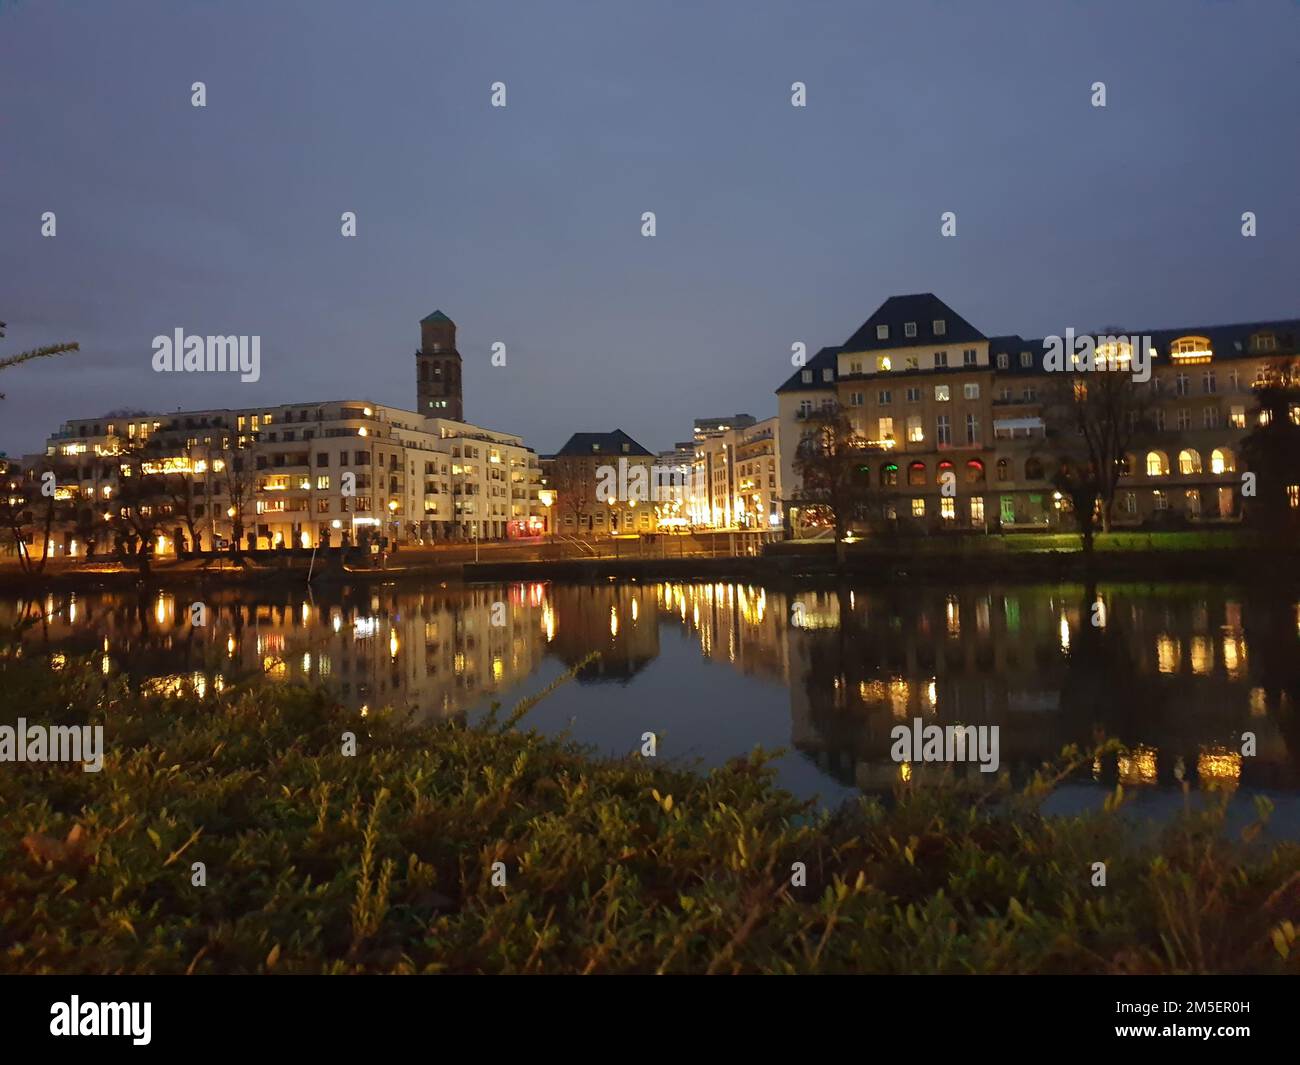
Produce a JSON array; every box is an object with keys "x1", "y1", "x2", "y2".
[
  {"x1": 965, "y1": 459, "x2": 985, "y2": 484},
  {"x1": 1210, "y1": 448, "x2": 1235, "y2": 474},
  {"x1": 907, "y1": 461, "x2": 927, "y2": 487},
  {"x1": 937, "y1": 460, "x2": 955, "y2": 482},
  {"x1": 1024, "y1": 457, "x2": 1044, "y2": 480},
  {"x1": 996, "y1": 458, "x2": 1009, "y2": 481},
  {"x1": 881, "y1": 462, "x2": 898, "y2": 487},
  {"x1": 1178, "y1": 449, "x2": 1202, "y2": 475},
  {"x1": 1146, "y1": 450, "x2": 1169, "y2": 477},
  {"x1": 1171, "y1": 336, "x2": 1212, "y2": 356}
]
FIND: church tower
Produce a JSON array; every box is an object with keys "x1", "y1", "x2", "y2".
[{"x1": 416, "y1": 310, "x2": 463, "y2": 421}]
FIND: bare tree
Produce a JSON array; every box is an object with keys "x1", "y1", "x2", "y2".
[
  {"x1": 1039, "y1": 356, "x2": 1150, "y2": 555},
  {"x1": 552, "y1": 459, "x2": 595, "y2": 536},
  {"x1": 0, "y1": 320, "x2": 79, "y2": 400},
  {"x1": 792, "y1": 405, "x2": 881, "y2": 565},
  {"x1": 1242, "y1": 357, "x2": 1300, "y2": 540}
]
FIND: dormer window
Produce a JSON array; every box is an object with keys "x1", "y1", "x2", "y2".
[
  {"x1": 904, "y1": 322, "x2": 917, "y2": 338},
  {"x1": 821, "y1": 368, "x2": 834, "y2": 382},
  {"x1": 621, "y1": 443, "x2": 630, "y2": 453},
  {"x1": 996, "y1": 352, "x2": 1009, "y2": 369},
  {"x1": 933, "y1": 320, "x2": 946, "y2": 336},
  {"x1": 1251, "y1": 332, "x2": 1276, "y2": 353},
  {"x1": 1019, "y1": 351, "x2": 1032, "y2": 368},
  {"x1": 876, "y1": 324, "x2": 889, "y2": 340},
  {"x1": 801, "y1": 369, "x2": 812, "y2": 383}
]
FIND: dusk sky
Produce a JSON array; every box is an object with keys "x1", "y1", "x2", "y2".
[{"x1": 2, "y1": 0, "x2": 1296, "y2": 460}]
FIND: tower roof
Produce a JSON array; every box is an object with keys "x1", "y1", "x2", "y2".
[{"x1": 421, "y1": 310, "x2": 454, "y2": 325}]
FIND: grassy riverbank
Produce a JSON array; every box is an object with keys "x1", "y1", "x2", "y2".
[{"x1": 2, "y1": 653, "x2": 1299, "y2": 974}]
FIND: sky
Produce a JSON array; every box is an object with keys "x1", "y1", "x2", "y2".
[{"x1": 1, "y1": 0, "x2": 1296, "y2": 459}]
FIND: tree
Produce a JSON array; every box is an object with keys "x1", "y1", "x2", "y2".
[
  {"x1": 0, "y1": 320, "x2": 79, "y2": 400},
  {"x1": 791, "y1": 405, "x2": 881, "y2": 565},
  {"x1": 1039, "y1": 356, "x2": 1150, "y2": 556},
  {"x1": 551, "y1": 459, "x2": 595, "y2": 537},
  {"x1": 1241, "y1": 357, "x2": 1300, "y2": 540},
  {"x1": 108, "y1": 446, "x2": 174, "y2": 576}
]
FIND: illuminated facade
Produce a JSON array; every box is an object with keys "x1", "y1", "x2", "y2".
[{"x1": 778, "y1": 293, "x2": 1300, "y2": 533}]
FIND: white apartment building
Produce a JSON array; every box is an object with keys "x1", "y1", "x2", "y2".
[{"x1": 42, "y1": 400, "x2": 545, "y2": 552}]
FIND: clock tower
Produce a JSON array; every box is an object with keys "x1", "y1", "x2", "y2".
[{"x1": 416, "y1": 310, "x2": 463, "y2": 421}]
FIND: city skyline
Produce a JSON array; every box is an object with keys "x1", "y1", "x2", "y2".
[{"x1": 3, "y1": 0, "x2": 1297, "y2": 460}]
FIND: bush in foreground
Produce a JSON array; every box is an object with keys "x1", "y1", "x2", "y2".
[{"x1": 1, "y1": 655, "x2": 1297, "y2": 974}]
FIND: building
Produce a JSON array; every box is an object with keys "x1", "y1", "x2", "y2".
[
  {"x1": 27, "y1": 310, "x2": 545, "y2": 555},
  {"x1": 416, "y1": 310, "x2": 464, "y2": 421},
  {"x1": 777, "y1": 293, "x2": 1300, "y2": 533},
  {"x1": 689, "y1": 416, "x2": 783, "y2": 529},
  {"x1": 546, "y1": 429, "x2": 658, "y2": 536}
]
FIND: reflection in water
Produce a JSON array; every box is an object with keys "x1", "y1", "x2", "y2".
[{"x1": 5, "y1": 579, "x2": 1300, "y2": 806}]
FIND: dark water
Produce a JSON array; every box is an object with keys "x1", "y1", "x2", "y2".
[{"x1": 5, "y1": 578, "x2": 1300, "y2": 832}]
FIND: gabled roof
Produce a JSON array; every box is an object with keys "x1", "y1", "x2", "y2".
[
  {"x1": 421, "y1": 310, "x2": 453, "y2": 324},
  {"x1": 554, "y1": 429, "x2": 653, "y2": 458},
  {"x1": 841, "y1": 293, "x2": 985, "y2": 353},
  {"x1": 776, "y1": 345, "x2": 841, "y2": 393}
]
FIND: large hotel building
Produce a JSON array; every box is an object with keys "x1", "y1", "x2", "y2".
[
  {"x1": 778, "y1": 294, "x2": 1299, "y2": 532},
  {"x1": 35, "y1": 312, "x2": 547, "y2": 551}
]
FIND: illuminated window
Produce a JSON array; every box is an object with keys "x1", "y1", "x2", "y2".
[
  {"x1": 940, "y1": 497, "x2": 956, "y2": 520},
  {"x1": 1146, "y1": 451, "x2": 1170, "y2": 476},
  {"x1": 934, "y1": 384, "x2": 950, "y2": 402},
  {"x1": 1178, "y1": 449, "x2": 1201, "y2": 475},
  {"x1": 911, "y1": 497, "x2": 925, "y2": 517},
  {"x1": 877, "y1": 355, "x2": 892, "y2": 372},
  {"x1": 970, "y1": 496, "x2": 985, "y2": 522},
  {"x1": 881, "y1": 463, "x2": 898, "y2": 487}
]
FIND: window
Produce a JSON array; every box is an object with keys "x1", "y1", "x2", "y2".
[
  {"x1": 905, "y1": 387, "x2": 922, "y2": 403},
  {"x1": 1122, "y1": 491, "x2": 1137, "y2": 514},
  {"x1": 1176, "y1": 373, "x2": 1189, "y2": 397},
  {"x1": 963, "y1": 348, "x2": 977, "y2": 366},
  {"x1": 881, "y1": 463, "x2": 899, "y2": 487},
  {"x1": 934, "y1": 384, "x2": 951, "y2": 402},
  {"x1": 908, "y1": 461, "x2": 926, "y2": 486},
  {"x1": 878, "y1": 389, "x2": 892, "y2": 404},
  {"x1": 936, "y1": 414, "x2": 951, "y2": 446},
  {"x1": 1153, "y1": 409, "x2": 1166, "y2": 431},
  {"x1": 999, "y1": 387, "x2": 1012, "y2": 402},
  {"x1": 1021, "y1": 386, "x2": 1037, "y2": 401},
  {"x1": 1000, "y1": 496, "x2": 1015, "y2": 524},
  {"x1": 878, "y1": 417, "x2": 894, "y2": 440},
  {"x1": 1229, "y1": 405, "x2": 1246, "y2": 428},
  {"x1": 1177, "y1": 408, "x2": 1191, "y2": 430},
  {"x1": 822, "y1": 368, "x2": 834, "y2": 382},
  {"x1": 940, "y1": 498, "x2": 956, "y2": 521},
  {"x1": 798, "y1": 400, "x2": 812, "y2": 418},
  {"x1": 963, "y1": 382, "x2": 980, "y2": 400},
  {"x1": 801, "y1": 370, "x2": 812, "y2": 383},
  {"x1": 877, "y1": 355, "x2": 892, "y2": 372},
  {"x1": 316, "y1": 475, "x2": 330, "y2": 490},
  {"x1": 970, "y1": 496, "x2": 985, "y2": 523},
  {"x1": 1178, "y1": 449, "x2": 1201, "y2": 475},
  {"x1": 1153, "y1": 490, "x2": 1168, "y2": 511},
  {"x1": 849, "y1": 391, "x2": 864, "y2": 406},
  {"x1": 965, "y1": 414, "x2": 979, "y2": 444},
  {"x1": 1203, "y1": 406, "x2": 1218, "y2": 429},
  {"x1": 1210, "y1": 448, "x2": 1234, "y2": 474},
  {"x1": 1202, "y1": 371, "x2": 1216, "y2": 394},
  {"x1": 1019, "y1": 351, "x2": 1032, "y2": 368},
  {"x1": 966, "y1": 459, "x2": 985, "y2": 483},
  {"x1": 933, "y1": 319, "x2": 946, "y2": 336},
  {"x1": 876, "y1": 324, "x2": 889, "y2": 340},
  {"x1": 849, "y1": 359, "x2": 862, "y2": 374},
  {"x1": 934, "y1": 351, "x2": 948, "y2": 368},
  {"x1": 906, "y1": 415, "x2": 924, "y2": 442},
  {"x1": 911, "y1": 497, "x2": 926, "y2": 517},
  {"x1": 1146, "y1": 451, "x2": 1169, "y2": 476},
  {"x1": 996, "y1": 458, "x2": 1009, "y2": 480},
  {"x1": 1252, "y1": 333, "x2": 1276, "y2": 353},
  {"x1": 905, "y1": 355, "x2": 920, "y2": 370},
  {"x1": 1229, "y1": 368, "x2": 1241, "y2": 391},
  {"x1": 1288, "y1": 485, "x2": 1299, "y2": 509},
  {"x1": 904, "y1": 322, "x2": 917, "y2": 338},
  {"x1": 1025, "y1": 457, "x2": 1045, "y2": 480},
  {"x1": 997, "y1": 352, "x2": 1009, "y2": 369}
]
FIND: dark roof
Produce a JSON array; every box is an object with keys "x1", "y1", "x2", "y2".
[
  {"x1": 776, "y1": 345, "x2": 841, "y2": 393},
  {"x1": 421, "y1": 310, "x2": 453, "y2": 324},
  {"x1": 841, "y1": 294, "x2": 985, "y2": 353},
  {"x1": 988, "y1": 319, "x2": 1300, "y2": 375},
  {"x1": 554, "y1": 429, "x2": 653, "y2": 458}
]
